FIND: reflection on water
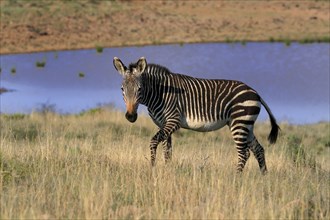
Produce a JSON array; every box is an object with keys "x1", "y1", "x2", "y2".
[{"x1": 0, "y1": 43, "x2": 329, "y2": 124}]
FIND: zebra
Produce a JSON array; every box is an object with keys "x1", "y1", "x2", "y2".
[{"x1": 113, "y1": 57, "x2": 279, "y2": 173}]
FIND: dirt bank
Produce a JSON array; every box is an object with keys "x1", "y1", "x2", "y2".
[{"x1": 1, "y1": 0, "x2": 329, "y2": 54}]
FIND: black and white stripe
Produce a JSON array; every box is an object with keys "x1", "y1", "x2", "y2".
[{"x1": 114, "y1": 57, "x2": 279, "y2": 173}]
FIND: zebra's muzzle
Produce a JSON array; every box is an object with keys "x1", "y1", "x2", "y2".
[{"x1": 125, "y1": 112, "x2": 138, "y2": 123}]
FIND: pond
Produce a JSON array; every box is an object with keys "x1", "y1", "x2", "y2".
[{"x1": 0, "y1": 43, "x2": 329, "y2": 124}]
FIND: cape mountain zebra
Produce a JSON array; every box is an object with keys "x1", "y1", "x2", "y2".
[{"x1": 113, "y1": 57, "x2": 279, "y2": 173}]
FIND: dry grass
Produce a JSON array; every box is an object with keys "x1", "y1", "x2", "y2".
[
  {"x1": 1, "y1": 0, "x2": 329, "y2": 54},
  {"x1": 1, "y1": 110, "x2": 329, "y2": 219}
]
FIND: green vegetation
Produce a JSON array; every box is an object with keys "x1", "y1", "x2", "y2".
[
  {"x1": 78, "y1": 72, "x2": 85, "y2": 78},
  {"x1": 1, "y1": 111, "x2": 329, "y2": 219},
  {"x1": 96, "y1": 45, "x2": 103, "y2": 53},
  {"x1": 299, "y1": 36, "x2": 330, "y2": 44},
  {"x1": 284, "y1": 39, "x2": 291, "y2": 46},
  {"x1": 10, "y1": 67, "x2": 16, "y2": 74},
  {"x1": 268, "y1": 36, "x2": 330, "y2": 45},
  {"x1": 2, "y1": 113, "x2": 26, "y2": 120},
  {"x1": 36, "y1": 61, "x2": 46, "y2": 68},
  {"x1": 79, "y1": 107, "x2": 104, "y2": 116}
]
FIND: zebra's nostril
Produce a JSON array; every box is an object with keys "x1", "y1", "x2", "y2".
[{"x1": 125, "y1": 112, "x2": 137, "y2": 123}]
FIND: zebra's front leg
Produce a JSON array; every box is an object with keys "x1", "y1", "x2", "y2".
[
  {"x1": 149, "y1": 120, "x2": 180, "y2": 166},
  {"x1": 150, "y1": 129, "x2": 170, "y2": 166},
  {"x1": 163, "y1": 136, "x2": 172, "y2": 163},
  {"x1": 150, "y1": 131, "x2": 163, "y2": 166}
]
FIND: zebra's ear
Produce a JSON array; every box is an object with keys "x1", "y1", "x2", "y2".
[
  {"x1": 113, "y1": 57, "x2": 127, "y2": 76},
  {"x1": 136, "y1": 57, "x2": 147, "y2": 74}
]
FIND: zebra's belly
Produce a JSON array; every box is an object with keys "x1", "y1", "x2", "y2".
[{"x1": 181, "y1": 117, "x2": 227, "y2": 132}]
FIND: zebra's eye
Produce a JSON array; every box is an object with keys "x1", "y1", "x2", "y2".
[{"x1": 138, "y1": 87, "x2": 142, "y2": 92}]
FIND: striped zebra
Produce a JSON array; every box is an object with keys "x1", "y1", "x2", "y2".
[{"x1": 113, "y1": 57, "x2": 279, "y2": 173}]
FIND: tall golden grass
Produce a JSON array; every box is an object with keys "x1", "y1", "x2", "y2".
[{"x1": 1, "y1": 110, "x2": 329, "y2": 219}]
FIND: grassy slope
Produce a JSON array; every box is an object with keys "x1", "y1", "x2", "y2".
[
  {"x1": 1, "y1": 110, "x2": 329, "y2": 219},
  {"x1": 1, "y1": 0, "x2": 329, "y2": 54}
]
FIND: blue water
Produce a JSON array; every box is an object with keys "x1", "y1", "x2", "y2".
[{"x1": 0, "y1": 43, "x2": 329, "y2": 124}]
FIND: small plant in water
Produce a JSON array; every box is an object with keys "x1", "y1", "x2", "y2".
[
  {"x1": 11, "y1": 67, "x2": 16, "y2": 74},
  {"x1": 36, "y1": 61, "x2": 46, "y2": 68},
  {"x1": 78, "y1": 72, "x2": 85, "y2": 78}
]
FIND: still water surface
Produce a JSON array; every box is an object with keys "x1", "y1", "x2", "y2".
[{"x1": 0, "y1": 43, "x2": 329, "y2": 124}]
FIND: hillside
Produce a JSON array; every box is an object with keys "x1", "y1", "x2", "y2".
[{"x1": 1, "y1": 0, "x2": 329, "y2": 54}]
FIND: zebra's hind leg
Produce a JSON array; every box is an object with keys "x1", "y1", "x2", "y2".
[
  {"x1": 236, "y1": 143, "x2": 251, "y2": 173},
  {"x1": 230, "y1": 125, "x2": 251, "y2": 173},
  {"x1": 163, "y1": 136, "x2": 172, "y2": 163},
  {"x1": 248, "y1": 137, "x2": 267, "y2": 174}
]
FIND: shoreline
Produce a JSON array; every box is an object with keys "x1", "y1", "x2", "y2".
[{"x1": 1, "y1": 39, "x2": 329, "y2": 55}]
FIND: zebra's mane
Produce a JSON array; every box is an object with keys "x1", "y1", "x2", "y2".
[
  {"x1": 128, "y1": 62, "x2": 172, "y2": 76},
  {"x1": 146, "y1": 64, "x2": 172, "y2": 75}
]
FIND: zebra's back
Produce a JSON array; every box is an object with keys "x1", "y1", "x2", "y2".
[{"x1": 172, "y1": 74, "x2": 261, "y2": 131}]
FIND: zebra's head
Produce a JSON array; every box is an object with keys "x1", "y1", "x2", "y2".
[{"x1": 113, "y1": 57, "x2": 147, "y2": 123}]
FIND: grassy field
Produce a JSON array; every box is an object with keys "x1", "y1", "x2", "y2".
[
  {"x1": 1, "y1": 0, "x2": 329, "y2": 54},
  {"x1": 1, "y1": 109, "x2": 329, "y2": 219}
]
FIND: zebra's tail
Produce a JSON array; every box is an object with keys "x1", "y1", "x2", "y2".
[{"x1": 260, "y1": 97, "x2": 280, "y2": 144}]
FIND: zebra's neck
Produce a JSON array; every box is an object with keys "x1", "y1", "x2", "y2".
[{"x1": 139, "y1": 64, "x2": 172, "y2": 108}]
